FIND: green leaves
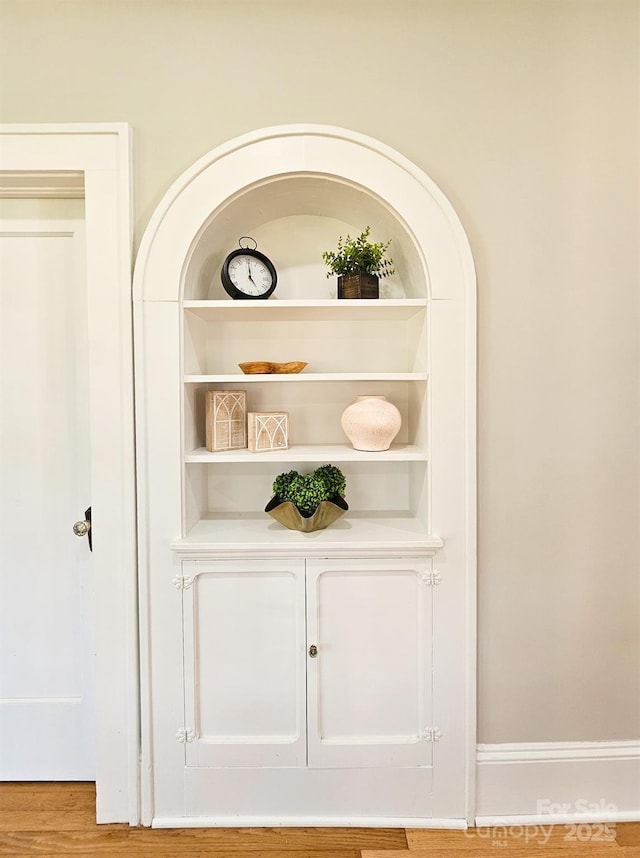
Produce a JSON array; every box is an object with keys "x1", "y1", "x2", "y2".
[
  {"x1": 314, "y1": 464, "x2": 347, "y2": 498},
  {"x1": 272, "y1": 469, "x2": 299, "y2": 500},
  {"x1": 322, "y1": 226, "x2": 395, "y2": 278},
  {"x1": 272, "y1": 464, "x2": 347, "y2": 517},
  {"x1": 286, "y1": 475, "x2": 326, "y2": 516}
]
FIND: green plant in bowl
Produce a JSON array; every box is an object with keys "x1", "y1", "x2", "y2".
[{"x1": 266, "y1": 465, "x2": 348, "y2": 532}]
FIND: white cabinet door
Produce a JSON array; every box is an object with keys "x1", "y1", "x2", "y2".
[
  {"x1": 182, "y1": 559, "x2": 307, "y2": 767},
  {"x1": 306, "y1": 558, "x2": 433, "y2": 768}
]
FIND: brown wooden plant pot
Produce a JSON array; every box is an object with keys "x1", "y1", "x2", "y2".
[
  {"x1": 337, "y1": 272, "x2": 379, "y2": 300},
  {"x1": 265, "y1": 495, "x2": 349, "y2": 532}
]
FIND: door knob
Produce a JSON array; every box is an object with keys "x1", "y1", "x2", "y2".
[
  {"x1": 308, "y1": 644, "x2": 318, "y2": 658},
  {"x1": 73, "y1": 506, "x2": 92, "y2": 551}
]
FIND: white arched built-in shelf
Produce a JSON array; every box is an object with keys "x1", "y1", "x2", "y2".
[{"x1": 134, "y1": 125, "x2": 476, "y2": 827}]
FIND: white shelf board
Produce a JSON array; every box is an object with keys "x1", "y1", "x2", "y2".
[
  {"x1": 183, "y1": 298, "x2": 427, "y2": 321},
  {"x1": 183, "y1": 299, "x2": 427, "y2": 308},
  {"x1": 171, "y1": 512, "x2": 443, "y2": 558},
  {"x1": 184, "y1": 372, "x2": 429, "y2": 384},
  {"x1": 184, "y1": 444, "x2": 427, "y2": 463}
]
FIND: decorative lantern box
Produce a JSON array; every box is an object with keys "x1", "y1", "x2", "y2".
[
  {"x1": 206, "y1": 390, "x2": 247, "y2": 452},
  {"x1": 248, "y1": 412, "x2": 289, "y2": 453}
]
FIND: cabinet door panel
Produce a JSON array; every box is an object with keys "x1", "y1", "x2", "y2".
[
  {"x1": 183, "y1": 559, "x2": 306, "y2": 767},
  {"x1": 306, "y1": 558, "x2": 432, "y2": 768}
]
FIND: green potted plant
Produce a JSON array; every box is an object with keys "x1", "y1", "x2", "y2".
[
  {"x1": 265, "y1": 464, "x2": 348, "y2": 532},
  {"x1": 322, "y1": 225, "x2": 395, "y2": 299}
]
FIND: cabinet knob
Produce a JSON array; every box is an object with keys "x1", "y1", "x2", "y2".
[{"x1": 308, "y1": 644, "x2": 318, "y2": 658}]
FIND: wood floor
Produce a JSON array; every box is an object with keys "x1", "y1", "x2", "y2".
[{"x1": 0, "y1": 783, "x2": 638, "y2": 857}]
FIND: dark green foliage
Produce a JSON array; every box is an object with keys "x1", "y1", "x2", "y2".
[
  {"x1": 272, "y1": 469, "x2": 299, "y2": 501},
  {"x1": 322, "y1": 226, "x2": 395, "y2": 278},
  {"x1": 272, "y1": 464, "x2": 347, "y2": 517},
  {"x1": 314, "y1": 464, "x2": 346, "y2": 498},
  {"x1": 286, "y1": 474, "x2": 326, "y2": 516}
]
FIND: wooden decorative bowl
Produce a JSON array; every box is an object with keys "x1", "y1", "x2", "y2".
[{"x1": 239, "y1": 361, "x2": 307, "y2": 374}]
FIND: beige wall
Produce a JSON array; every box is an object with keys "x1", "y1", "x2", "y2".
[{"x1": 1, "y1": 0, "x2": 637, "y2": 744}]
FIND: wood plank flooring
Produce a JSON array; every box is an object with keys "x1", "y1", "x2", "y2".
[{"x1": 0, "y1": 783, "x2": 638, "y2": 857}]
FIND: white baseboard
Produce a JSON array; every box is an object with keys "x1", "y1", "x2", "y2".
[
  {"x1": 476, "y1": 741, "x2": 640, "y2": 825},
  {"x1": 152, "y1": 816, "x2": 468, "y2": 829}
]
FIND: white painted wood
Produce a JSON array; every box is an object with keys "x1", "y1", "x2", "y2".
[
  {"x1": 0, "y1": 171, "x2": 84, "y2": 198},
  {"x1": 171, "y1": 516, "x2": 444, "y2": 557},
  {"x1": 478, "y1": 741, "x2": 640, "y2": 761},
  {"x1": 154, "y1": 815, "x2": 466, "y2": 829},
  {"x1": 0, "y1": 125, "x2": 136, "y2": 823},
  {"x1": 477, "y1": 812, "x2": 640, "y2": 826},
  {"x1": 183, "y1": 298, "x2": 427, "y2": 313},
  {"x1": 134, "y1": 126, "x2": 465, "y2": 304},
  {"x1": 184, "y1": 373, "x2": 429, "y2": 382},
  {"x1": 184, "y1": 444, "x2": 427, "y2": 462},
  {"x1": 135, "y1": 300, "x2": 185, "y2": 822},
  {"x1": 182, "y1": 559, "x2": 306, "y2": 767},
  {"x1": 176, "y1": 557, "x2": 436, "y2": 819},
  {"x1": 476, "y1": 741, "x2": 640, "y2": 823},
  {"x1": 184, "y1": 309, "x2": 425, "y2": 375},
  {"x1": 0, "y1": 202, "x2": 94, "y2": 779},
  {"x1": 306, "y1": 558, "x2": 433, "y2": 771},
  {"x1": 135, "y1": 125, "x2": 476, "y2": 825},
  {"x1": 182, "y1": 766, "x2": 433, "y2": 821},
  {"x1": 429, "y1": 298, "x2": 476, "y2": 823}
]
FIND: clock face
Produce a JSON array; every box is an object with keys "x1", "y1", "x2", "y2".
[{"x1": 221, "y1": 249, "x2": 277, "y2": 299}]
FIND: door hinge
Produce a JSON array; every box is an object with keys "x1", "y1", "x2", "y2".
[
  {"x1": 422, "y1": 727, "x2": 443, "y2": 742},
  {"x1": 175, "y1": 728, "x2": 195, "y2": 743},
  {"x1": 422, "y1": 570, "x2": 442, "y2": 587},
  {"x1": 172, "y1": 574, "x2": 195, "y2": 590}
]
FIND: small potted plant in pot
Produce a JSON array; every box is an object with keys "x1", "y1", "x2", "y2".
[
  {"x1": 265, "y1": 464, "x2": 348, "y2": 532},
  {"x1": 322, "y1": 225, "x2": 395, "y2": 299}
]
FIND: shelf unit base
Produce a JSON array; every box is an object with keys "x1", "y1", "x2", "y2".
[{"x1": 172, "y1": 513, "x2": 444, "y2": 558}]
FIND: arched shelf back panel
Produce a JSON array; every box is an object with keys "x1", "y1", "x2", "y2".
[{"x1": 133, "y1": 125, "x2": 475, "y2": 305}]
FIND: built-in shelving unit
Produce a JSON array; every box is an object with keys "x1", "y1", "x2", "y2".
[
  {"x1": 134, "y1": 125, "x2": 476, "y2": 828},
  {"x1": 180, "y1": 262, "x2": 430, "y2": 544}
]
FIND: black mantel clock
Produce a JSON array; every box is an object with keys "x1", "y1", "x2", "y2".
[{"x1": 220, "y1": 236, "x2": 277, "y2": 300}]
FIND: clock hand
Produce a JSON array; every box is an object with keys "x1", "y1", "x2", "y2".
[{"x1": 247, "y1": 258, "x2": 255, "y2": 283}]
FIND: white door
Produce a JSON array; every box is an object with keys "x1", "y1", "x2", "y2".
[
  {"x1": 182, "y1": 559, "x2": 307, "y2": 768},
  {"x1": 0, "y1": 198, "x2": 95, "y2": 779},
  {"x1": 306, "y1": 557, "x2": 434, "y2": 770}
]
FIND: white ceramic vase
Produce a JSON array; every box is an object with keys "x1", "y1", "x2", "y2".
[{"x1": 340, "y1": 395, "x2": 401, "y2": 452}]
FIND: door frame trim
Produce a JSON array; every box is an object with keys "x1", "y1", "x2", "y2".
[{"x1": 0, "y1": 124, "x2": 138, "y2": 824}]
